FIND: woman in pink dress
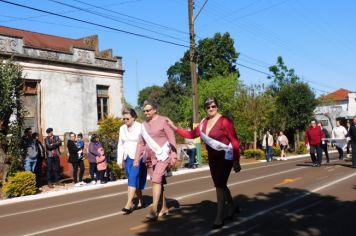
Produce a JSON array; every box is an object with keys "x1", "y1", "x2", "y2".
[
  {"x1": 134, "y1": 100, "x2": 177, "y2": 221},
  {"x1": 167, "y1": 97, "x2": 241, "y2": 229}
]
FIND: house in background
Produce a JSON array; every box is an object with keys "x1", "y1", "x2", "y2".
[
  {"x1": 0, "y1": 25, "x2": 124, "y2": 137},
  {"x1": 314, "y1": 88, "x2": 356, "y2": 133}
]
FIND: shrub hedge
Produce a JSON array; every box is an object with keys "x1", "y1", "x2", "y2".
[
  {"x1": 2, "y1": 171, "x2": 37, "y2": 198},
  {"x1": 243, "y1": 149, "x2": 265, "y2": 160}
]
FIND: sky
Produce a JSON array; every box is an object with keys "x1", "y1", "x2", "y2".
[{"x1": 0, "y1": 0, "x2": 355, "y2": 106}]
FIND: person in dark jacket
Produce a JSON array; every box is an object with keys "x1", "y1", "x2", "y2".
[
  {"x1": 32, "y1": 132, "x2": 45, "y2": 186},
  {"x1": 318, "y1": 122, "x2": 330, "y2": 163},
  {"x1": 44, "y1": 128, "x2": 62, "y2": 188},
  {"x1": 88, "y1": 134, "x2": 103, "y2": 184},
  {"x1": 348, "y1": 117, "x2": 356, "y2": 168},
  {"x1": 67, "y1": 132, "x2": 85, "y2": 186},
  {"x1": 305, "y1": 119, "x2": 325, "y2": 167}
]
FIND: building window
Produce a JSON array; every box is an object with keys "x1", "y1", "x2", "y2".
[
  {"x1": 23, "y1": 80, "x2": 38, "y2": 95},
  {"x1": 97, "y1": 85, "x2": 109, "y2": 121}
]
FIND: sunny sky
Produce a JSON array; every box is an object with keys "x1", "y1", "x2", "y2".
[{"x1": 0, "y1": 0, "x2": 355, "y2": 106}]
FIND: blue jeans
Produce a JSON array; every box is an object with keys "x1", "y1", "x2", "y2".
[
  {"x1": 266, "y1": 146, "x2": 273, "y2": 161},
  {"x1": 24, "y1": 158, "x2": 37, "y2": 172},
  {"x1": 187, "y1": 148, "x2": 197, "y2": 167},
  {"x1": 47, "y1": 156, "x2": 60, "y2": 183}
]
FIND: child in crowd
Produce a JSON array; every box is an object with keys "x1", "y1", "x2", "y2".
[
  {"x1": 76, "y1": 133, "x2": 85, "y2": 160},
  {"x1": 96, "y1": 147, "x2": 108, "y2": 184}
]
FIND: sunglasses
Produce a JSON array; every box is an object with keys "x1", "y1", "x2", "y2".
[
  {"x1": 143, "y1": 108, "x2": 153, "y2": 113},
  {"x1": 205, "y1": 105, "x2": 217, "y2": 110}
]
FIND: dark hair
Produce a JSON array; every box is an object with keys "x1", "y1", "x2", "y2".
[
  {"x1": 122, "y1": 108, "x2": 137, "y2": 119},
  {"x1": 143, "y1": 100, "x2": 158, "y2": 110},
  {"x1": 77, "y1": 133, "x2": 83, "y2": 138},
  {"x1": 69, "y1": 132, "x2": 76, "y2": 137},
  {"x1": 46, "y1": 128, "x2": 53, "y2": 134},
  {"x1": 90, "y1": 134, "x2": 98, "y2": 142},
  {"x1": 24, "y1": 127, "x2": 32, "y2": 134},
  {"x1": 32, "y1": 132, "x2": 39, "y2": 139},
  {"x1": 204, "y1": 97, "x2": 219, "y2": 109}
]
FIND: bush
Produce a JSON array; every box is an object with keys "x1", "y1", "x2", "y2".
[
  {"x1": 201, "y1": 148, "x2": 208, "y2": 164},
  {"x1": 297, "y1": 142, "x2": 308, "y2": 154},
  {"x1": 272, "y1": 146, "x2": 281, "y2": 157},
  {"x1": 2, "y1": 171, "x2": 37, "y2": 198},
  {"x1": 97, "y1": 116, "x2": 123, "y2": 157},
  {"x1": 107, "y1": 161, "x2": 123, "y2": 180},
  {"x1": 243, "y1": 149, "x2": 265, "y2": 160}
]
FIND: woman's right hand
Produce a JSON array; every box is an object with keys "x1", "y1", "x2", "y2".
[{"x1": 133, "y1": 159, "x2": 139, "y2": 167}]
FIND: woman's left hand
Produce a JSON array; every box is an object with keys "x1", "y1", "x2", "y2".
[{"x1": 233, "y1": 160, "x2": 241, "y2": 173}]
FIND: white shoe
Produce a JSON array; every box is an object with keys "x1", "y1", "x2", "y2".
[
  {"x1": 79, "y1": 181, "x2": 86, "y2": 186},
  {"x1": 276, "y1": 157, "x2": 281, "y2": 161},
  {"x1": 74, "y1": 182, "x2": 82, "y2": 187},
  {"x1": 90, "y1": 180, "x2": 97, "y2": 185}
]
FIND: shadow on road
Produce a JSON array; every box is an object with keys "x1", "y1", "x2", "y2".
[{"x1": 135, "y1": 187, "x2": 356, "y2": 236}]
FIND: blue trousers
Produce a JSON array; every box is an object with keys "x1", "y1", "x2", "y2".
[
  {"x1": 24, "y1": 158, "x2": 37, "y2": 172},
  {"x1": 266, "y1": 146, "x2": 273, "y2": 161}
]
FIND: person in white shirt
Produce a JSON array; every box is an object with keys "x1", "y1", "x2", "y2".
[
  {"x1": 117, "y1": 108, "x2": 147, "y2": 215},
  {"x1": 332, "y1": 120, "x2": 348, "y2": 160},
  {"x1": 277, "y1": 131, "x2": 288, "y2": 161}
]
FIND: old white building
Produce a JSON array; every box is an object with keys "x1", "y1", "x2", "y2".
[
  {"x1": 314, "y1": 88, "x2": 356, "y2": 132},
  {"x1": 0, "y1": 26, "x2": 124, "y2": 137}
]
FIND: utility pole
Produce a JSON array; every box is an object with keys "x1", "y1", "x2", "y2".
[{"x1": 188, "y1": 0, "x2": 199, "y2": 124}]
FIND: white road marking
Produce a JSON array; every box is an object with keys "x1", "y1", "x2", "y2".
[
  {"x1": 0, "y1": 157, "x2": 308, "y2": 218},
  {"x1": 20, "y1": 166, "x2": 308, "y2": 236},
  {"x1": 203, "y1": 172, "x2": 356, "y2": 236}
]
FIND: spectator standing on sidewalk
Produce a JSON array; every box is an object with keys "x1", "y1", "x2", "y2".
[
  {"x1": 318, "y1": 122, "x2": 330, "y2": 163},
  {"x1": 44, "y1": 128, "x2": 63, "y2": 188},
  {"x1": 305, "y1": 119, "x2": 324, "y2": 167},
  {"x1": 88, "y1": 134, "x2": 102, "y2": 184},
  {"x1": 262, "y1": 130, "x2": 274, "y2": 162},
  {"x1": 185, "y1": 135, "x2": 197, "y2": 168},
  {"x1": 332, "y1": 120, "x2": 348, "y2": 160},
  {"x1": 96, "y1": 147, "x2": 108, "y2": 184},
  {"x1": 67, "y1": 132, "x2": 85, "y2": 186},
  {"x1": 277, "y1": 131, "x2": 288, "y2": 161},
  {"x1": 22, "y1": 128, "x2": 38, "y2": 172},
  {"x1": 348, "y1": 116, "x2": 356, "y2": 168},
  {"x1": 32, "y1": 132, "x2": 45, "y2": 186}
]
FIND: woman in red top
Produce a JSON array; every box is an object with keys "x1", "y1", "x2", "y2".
[{"x1": 167, "y1": 97, "x2": 241, "y2": 229}]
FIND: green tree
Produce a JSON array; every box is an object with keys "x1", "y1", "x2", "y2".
[
  {"x1": 267, "y1": 56, "x2": 316, "y2": 149},
  {"x1": 268, "y1": 56, "x2": 299, "y2": 95},
  {"x1": 0, "y1": 59, "x2": 26, "y2": 181},
  {"x1": 234, "y1": 84, "x2": 276, "y2": 146},
  {"x1": 167, "y1": 32, "x2": 239, "y2": 86}
]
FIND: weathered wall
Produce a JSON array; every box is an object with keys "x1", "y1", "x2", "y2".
[{"x1": 20, "y1": 62, "x2": 124, "y2": 136}]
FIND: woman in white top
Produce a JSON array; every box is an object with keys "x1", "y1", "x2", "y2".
[
  {"x1": 277, "y1": 131, "x2": 289, "y2": 160},
  {"x1": 117, "y1": 108, "x2": 147, "y2": 215},
  {"x1": 332, "y1": 120, "x2": 348, "y2": 160}
]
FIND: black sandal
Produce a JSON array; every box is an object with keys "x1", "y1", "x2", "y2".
[{"x1": 121, "y1": 207, "x2": 133, "y2": 215}]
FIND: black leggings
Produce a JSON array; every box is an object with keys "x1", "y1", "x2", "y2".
[{"x1": 72, "y1": 160, "x2": 85, "y2": 183}]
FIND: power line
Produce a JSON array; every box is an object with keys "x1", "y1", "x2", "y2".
[
  {"x1": 72, "y1": 0, "x2": 189, "y2": 36},
  {"x1": 0, "y1": 0, "x2": 189, "y2": 48},
  {"x1": 48, "y1": 0, "x2": 189, "y2": 44}
]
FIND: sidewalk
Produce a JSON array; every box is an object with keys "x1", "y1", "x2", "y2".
[{"x1": 0, "y1": 152, "x2": 331, "y2": 206}]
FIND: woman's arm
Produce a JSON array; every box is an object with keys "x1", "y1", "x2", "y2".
[
  {"x1": 166, "y1": 117, "x2": 200, "y2": 139},
  {"x1": 222, "y1": 117, "x2": 240, "y2": 161},
  {"x1": 117, "y1": 126, "x2": 125, "y2": 165}
]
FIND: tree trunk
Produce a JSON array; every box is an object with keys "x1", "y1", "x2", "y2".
[
  {"x1": 294, "y1": 129, "x2": 300, "y2": 152},
  {"x1": 253, "y1": 130, "x2": 257, "y2": 150},
  {"x1": 0, "y1": 148, "x2": 10, "y2": 182}
]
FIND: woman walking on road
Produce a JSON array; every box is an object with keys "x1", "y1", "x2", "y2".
[
  {"x1": 134, "y1": 100, "x2": 177, "y2": 221},
  {"x1": 166, "y1": 97, "x2": 241, "y2": 229},
  {"x1": 277, "y1": 131, "x2": 289, "y2": 161},
  {"x1": 117, "y1": 108, "x2": 147, "y2": 215}
]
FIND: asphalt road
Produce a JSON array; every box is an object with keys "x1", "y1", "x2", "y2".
[{"x1": 0, "y1": 153, "x2": 355, "y2": 236}]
